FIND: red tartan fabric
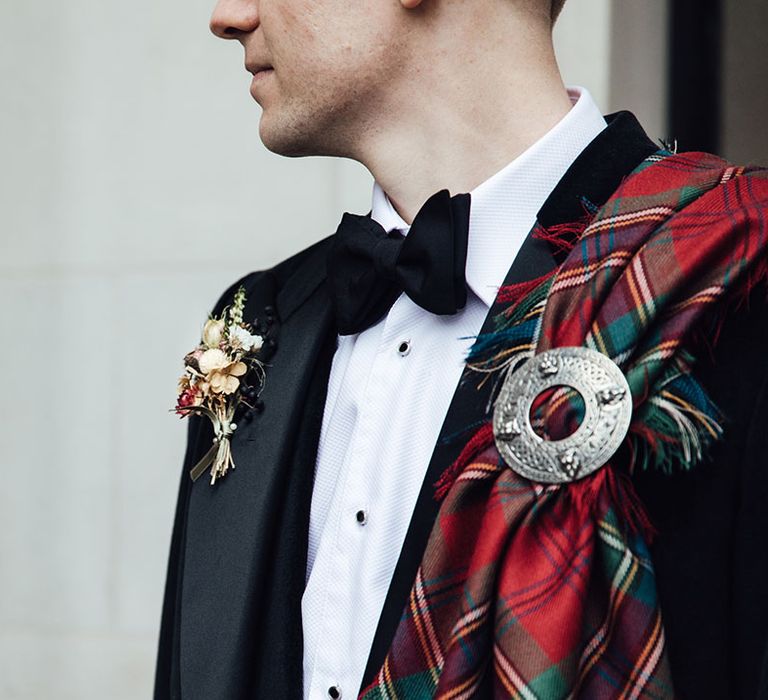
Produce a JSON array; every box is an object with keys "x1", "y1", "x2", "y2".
[{"x1": 360, "y1": 152, "x2": 768, "y2": 699}]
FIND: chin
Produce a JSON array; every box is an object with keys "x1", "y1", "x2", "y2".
[
  {"x1": 257, "y1": 101, "x2": 355, "y2": 159},
  {"x1": 258, "y1": 110, "x2": 321, "y2": 158}
]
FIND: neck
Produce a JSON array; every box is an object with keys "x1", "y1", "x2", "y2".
[{"x1": 352, "y1": 7, "x2": 572, "y2": 224}]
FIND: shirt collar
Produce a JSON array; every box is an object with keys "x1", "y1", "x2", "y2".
[{"x1": 370, "y1": 86, "x2": 607, "y2": 308}]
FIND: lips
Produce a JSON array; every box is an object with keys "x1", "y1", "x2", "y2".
[{"x1": 246, "y1": 62, "x2": 273, "y2": 76}]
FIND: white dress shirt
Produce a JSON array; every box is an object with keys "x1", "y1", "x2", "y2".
[{"x1": 301, "y1": 87, "x2": 607, "y2": 700}]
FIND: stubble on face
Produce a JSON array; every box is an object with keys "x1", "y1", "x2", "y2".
[{"x1": 250, "y1": 0, "x2": 414, "y2": 160}]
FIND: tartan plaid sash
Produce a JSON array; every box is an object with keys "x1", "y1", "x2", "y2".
[{"x1": 360, "y1": 151, "x2": 768, "y2": 699}]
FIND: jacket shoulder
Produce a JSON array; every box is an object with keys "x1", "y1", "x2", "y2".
[{"x1": 211, "y1": 233, "x2": 334, "y2": 316}]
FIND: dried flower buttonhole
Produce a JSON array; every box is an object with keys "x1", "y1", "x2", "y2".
[{"x1": 174, "y1": 286, "x2": 265, "y2": 484}]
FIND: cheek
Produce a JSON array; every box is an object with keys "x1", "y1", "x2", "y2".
[
  {"x1": 273, "y1": 2, "x2": 327, "y2": 56},
  {"x1": 264, "y1": 2, "x2": 406, "y2": 112},
  {"x1": 260, "y1": 4, "x2": 312, "y2": 77},
  {"x1": 271, "y1": 2, "x2": 384, "y2": 73}
]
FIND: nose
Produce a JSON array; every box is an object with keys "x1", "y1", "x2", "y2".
[{"x1": 209, "y1": 0, "x2": 259, "y2": 39}]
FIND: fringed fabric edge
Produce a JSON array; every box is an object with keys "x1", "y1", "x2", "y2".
[{"x1": 435, "y1": 161, "x2": 768, "y2": 500}]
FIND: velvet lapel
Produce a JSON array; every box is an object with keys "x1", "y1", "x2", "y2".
[
  {"x1": 180, "y1": 241, "x2": 335, "y2": 700},
  {"x1": 361, "y1": 111, "x2": 660, "y2": 690}
]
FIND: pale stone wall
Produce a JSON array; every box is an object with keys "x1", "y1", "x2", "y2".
[{"x1": 722, "y1": 0, "x2": 768, "y2": 164}]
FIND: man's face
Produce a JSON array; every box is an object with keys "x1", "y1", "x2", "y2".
[{"x1": 210, "y1": 0, "x2": 416, "y2": 159}]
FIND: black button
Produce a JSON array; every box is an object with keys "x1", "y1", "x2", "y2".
[
  {"x1": 397, "y1": 340, "x2": 411, "y2": 357},
  {"x1": 328, "y1": 686, "x2": 341, "y2": 699},
  {"x1": 355, "y1": 510, "x2": 367, "y2": 526}
]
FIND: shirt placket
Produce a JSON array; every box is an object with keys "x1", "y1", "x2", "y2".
[{"x1": 310, "y1": 301, "x2": 415, "y2": 698}]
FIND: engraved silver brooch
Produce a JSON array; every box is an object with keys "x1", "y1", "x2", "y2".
[{"x1": 492, "y1": 347, "x2": 632, "y2": 484}]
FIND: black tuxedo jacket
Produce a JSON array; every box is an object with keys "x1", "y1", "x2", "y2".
[{"x1": 155, "y1": 113, "x2": 768, "y2": 700}]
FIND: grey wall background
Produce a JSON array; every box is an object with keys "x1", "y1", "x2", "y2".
[
  {"x1": 723, "y1": 0, "x2": 768, "y2": 164},
  {"x1": 0, "y1": 0, "x2": 761, "y2": 697}
]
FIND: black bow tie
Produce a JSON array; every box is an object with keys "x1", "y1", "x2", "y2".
[{"x1": 327, "y1": 189, "x2": 471, "y2": 335}]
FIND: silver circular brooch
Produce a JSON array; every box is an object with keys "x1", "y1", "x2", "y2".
[{"x1": 493, "y1": 347, "x2": 632, "y2": 484}]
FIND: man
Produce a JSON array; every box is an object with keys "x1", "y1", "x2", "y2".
[{"x1": 155, "y1": 0, "x2": 768, "y2": 698}]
